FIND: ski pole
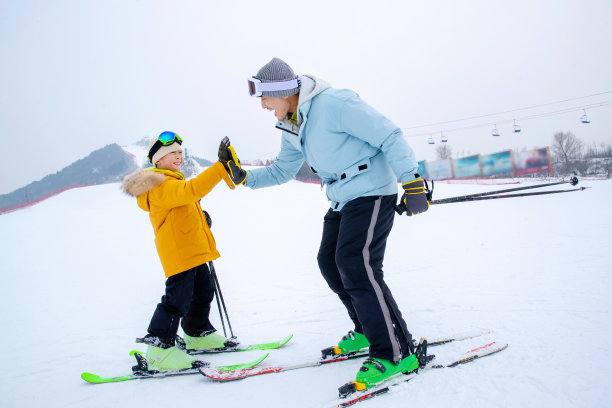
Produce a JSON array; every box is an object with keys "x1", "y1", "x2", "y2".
[
  {"x1": 210, "y1": 264, "x2": 228, "y2": 338},
  {"x1": 430, "y1": 176, "x2": 578, "y2": 205},
  {"x1": 432, "y1": 186, "x2": 588, "y2": 204},
  {"x1": 209, "y1": 261, "x2": 235, "y2": 339}
]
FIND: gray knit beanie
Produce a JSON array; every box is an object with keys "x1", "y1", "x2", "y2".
[{"x1": 254, "y1": 58, "x2": 300, "y2": 97}]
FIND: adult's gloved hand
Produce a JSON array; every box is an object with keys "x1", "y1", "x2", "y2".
[
  {"x1": 218, "y1": 136, "x2": 247, "y2": 186},
  {"x1": 397, "y1": 178, "x2": 430, "y2": 216}
]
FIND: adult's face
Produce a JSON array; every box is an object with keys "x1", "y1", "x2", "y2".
[{"x1": 261, "y1": 96, "x2": 291, "y2": 121}]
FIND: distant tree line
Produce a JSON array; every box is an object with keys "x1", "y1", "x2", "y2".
[{"x1": 551, "y1": 131, "x2": 612, "y2": 177}]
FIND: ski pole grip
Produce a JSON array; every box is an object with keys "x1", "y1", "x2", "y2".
[
  {"x1": 569, "y1": 176, "x2": 579, "y2": 186},
  {"x1": 395, "y1": 204, "x2": 405, "y2": 215}
]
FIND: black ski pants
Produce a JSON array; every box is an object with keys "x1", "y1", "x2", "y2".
[
  {"x1": 317, "y1": 194, "x2": 413, "y2": 363},
  {"x1": 147, "y1": 262, "x2": 216, "y2": 344}
]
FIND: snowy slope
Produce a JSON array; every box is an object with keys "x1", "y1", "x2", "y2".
[
  {"x1": 120, "y1": 139, "x2": 150, "y2": 168},
  {"x1": 0, "y1": 177, "x2": 610, "y2": 408}
]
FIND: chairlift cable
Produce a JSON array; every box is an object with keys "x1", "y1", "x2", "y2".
[
  {"x1": 402, "y1": 91, "x2": 612, "y2": 131},
  {"x1": 405, "y1": 100, "x2": 612, "y2": 138}
]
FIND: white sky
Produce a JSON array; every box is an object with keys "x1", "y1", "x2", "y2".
[{"x1": 1, "y1": 0, "x2": 611, "y2": 194}]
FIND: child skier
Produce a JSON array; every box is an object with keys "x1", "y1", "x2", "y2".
[{"x1": 122, "y1": 131, "x2": 237, "y2": 370}]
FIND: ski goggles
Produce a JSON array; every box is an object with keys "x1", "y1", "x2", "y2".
[
  {"x1": 247, "y1": 77, "x2": 300, "y2": 97},
  {"x1": 148, "y1": 131, "x2": 183, "y2": 163},
  {"x1": 157, "y1": 131, "x2": 183, "y2": 145}
]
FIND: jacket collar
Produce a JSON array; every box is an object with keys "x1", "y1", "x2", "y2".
[
  {"x1": 150, "y1": 168, "x2": 185, "y2": 180},
  {"x1": 274, "y1": 75, "x2": 332, "y2": 137},
  {"x1": 296, "y1": 75, "x2": 331, "y2": 126}
]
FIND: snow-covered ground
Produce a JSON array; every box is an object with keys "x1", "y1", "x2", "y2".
[{"x1": 1, "y1": 176, "x2": 610, "y2": 407}]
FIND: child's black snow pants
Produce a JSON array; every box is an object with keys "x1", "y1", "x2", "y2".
[{"x1": 147, "y1": 262, "x2": 216, "y2": 345}]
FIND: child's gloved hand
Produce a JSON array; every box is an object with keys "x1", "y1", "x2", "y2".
[
  {"x1": 203, "y1": 210, "x2": 212, "y2": 228},
  {"x1": 218, "y1": 137, "x2": 247, "y2": 186}
]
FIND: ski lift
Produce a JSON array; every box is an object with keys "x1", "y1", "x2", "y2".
[
  {"x1": 491, "y1": 125, "x2": 500, "y2": 137},
  {"x1": 580, "y1": 109, "x2": 590, "y2": 124},
  {"x1": 513, "y1": 120, "x2": 521, "y2": 133},
  {"x1": 427, "y1": 135, "x2": 435, "y2": 144},
  {"x1": 441, "y1": 133, "x2": 448, "y2": 143}
]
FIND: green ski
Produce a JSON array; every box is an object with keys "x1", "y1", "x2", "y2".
[
  {"x1": 176, "y1": 334, "x2": 293, "y2": 355},
  {"x1": 81, "y1": 351, "x2": 269, "y2": 384}
]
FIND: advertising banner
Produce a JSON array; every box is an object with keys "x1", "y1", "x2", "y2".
[
  {"x1": 426, "y1": 159, "x2": 453, "y2": 180},
  {"x1": 452, "y1": 155, "x2": 481, "y2": 179},
  {"x1": 513, "y1": 147, "x2": 551, "y2": 176},
  {"x1": 418, "y1": 161, "x2": 427, "y2": 179},
  {"x1": 481, "y1": 150, "x2": 513, "y2": 177}
]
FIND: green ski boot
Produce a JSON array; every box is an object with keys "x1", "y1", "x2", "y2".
[
  {"x1": 145, "y1": 345, "x2": 198, "y2": 370},
  {"x1": 351, "y1": 338, "x2": 428, "y2": 390},
  {"x1": 184, "y1": 332, "x2": 230, "y2": 350},
  {"x1": 353, "y1": 354, "x2": 419, "y2": 389},
  {"x1": 336, "y1": 331, "x2": 370, "y2": 354}
]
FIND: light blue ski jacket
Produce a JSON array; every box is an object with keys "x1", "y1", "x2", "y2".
[{"x1": 244, "y1": 75, "x2": 420, "y2": 211}]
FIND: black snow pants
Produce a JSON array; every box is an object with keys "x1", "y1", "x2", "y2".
[
  {"x1": 317, "y1": 194, "x2": 413, "y2": 363},
  {"x1": 147, "y1": 262, "x2": 216, "y2": 344}
]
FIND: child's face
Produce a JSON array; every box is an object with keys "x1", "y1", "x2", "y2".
[{"x1": 156, "y1": 150, "x2": 183, "y2": 172}]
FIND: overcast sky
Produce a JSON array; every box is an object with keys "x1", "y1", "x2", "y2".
[{"x1": 1, "y1": 0, "x2": 611, "y2": 194}]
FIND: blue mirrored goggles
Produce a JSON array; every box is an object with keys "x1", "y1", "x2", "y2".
[
  {"x1": 158, "y1": 131, "x2": 183, "y2": 145},
  {"x1": 148, "y1": 131, "x2": 183, "y2": 163}
]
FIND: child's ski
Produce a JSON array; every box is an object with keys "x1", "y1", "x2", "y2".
[
  {"x1": 81, "y1": 351, "x2": 269, "y2": 384},
  {"x1": 174, "y1": 334, "x2": 293, "y2": 355}
]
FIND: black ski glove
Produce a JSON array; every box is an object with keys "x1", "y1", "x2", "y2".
[
  {"x1": 218, "y1": 136, "x2": 247, "y2": 186},
  {"x1": 202, "y1": 210, "x2": 212, "y2": 228},
  {"x1": 397, "y1": 177, "x2": 430, "y2": 216},
  {"x1": 198, "y1": 199, "x2": 212, "y2": 228}
]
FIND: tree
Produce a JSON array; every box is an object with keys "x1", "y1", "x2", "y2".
[
  {"x1": 584, "y1": 141, "x2": 612, "y2": 159},
  {"x1": 435, "y1": 143, "x2": 452, "y2": 160},
  {"x1": 551, "y1": 131, "x2": 583, "y2": 173}
]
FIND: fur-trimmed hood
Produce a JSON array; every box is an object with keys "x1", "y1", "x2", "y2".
[
  {"x1": 122, "y1": 169, "x2": 185, "y2": 212},
  {"x1": 122, "y1": 169, "x2": 166, "y2": 197}
]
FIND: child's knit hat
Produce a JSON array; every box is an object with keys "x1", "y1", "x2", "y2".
[{"x1": 148, "y1": 138, "x2": 183, "y2": 166}]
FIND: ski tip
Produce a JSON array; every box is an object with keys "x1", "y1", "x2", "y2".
[
  {"x1": 217, "y1": 352, "x2": 270, "y2": 372},
  {"x1": 81, "y1": 372, "x2": 103, "y2": 383},
  {"x1": 252, "y1": 352, "x2": 270, "y2": 367},
  {"x1": 280, "y1": 334, "x2": 294, "y2": 345},
  {"x1": 81, "y1": 372, "x2": 133, "y2": 383},
  {"x1": 465, "y1": 342, "x2": 496, "y2": 354}
]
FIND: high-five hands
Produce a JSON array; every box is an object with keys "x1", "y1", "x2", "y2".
[{"x1": 218, "y1": 136, "x2": 247, "y2": 186}]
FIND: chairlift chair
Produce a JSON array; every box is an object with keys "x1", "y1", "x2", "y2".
[
  {"x1": 428, "y1": 135, "x2": 435, "y2": 144},
  {"x1": 441, "y1": 133, "x2": 448, "y2": 143},
  {"x1": 580, "y1": 109, "x2": 590, "y2": 124},
  {"x1": 513, "y1": 120, "x2": 521, "y2": 133},
  {"x1": 492, "y1": 125, "x2": 500, "y2": 137}
]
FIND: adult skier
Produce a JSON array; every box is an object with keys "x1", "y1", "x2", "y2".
[{"x1": 223, "y1": 57, "x2": 430, "y2": 388}]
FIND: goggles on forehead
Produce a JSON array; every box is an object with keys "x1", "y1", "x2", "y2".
[
  {"x1": 157, "y1": 131, "x2": 183, "y2": 145},
  {"x1": 148, "y1": 131, "x2": 183, "y2": 163},
  {"x1": 247, "y1": 77, "x2": 300, "y2": 97}
]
